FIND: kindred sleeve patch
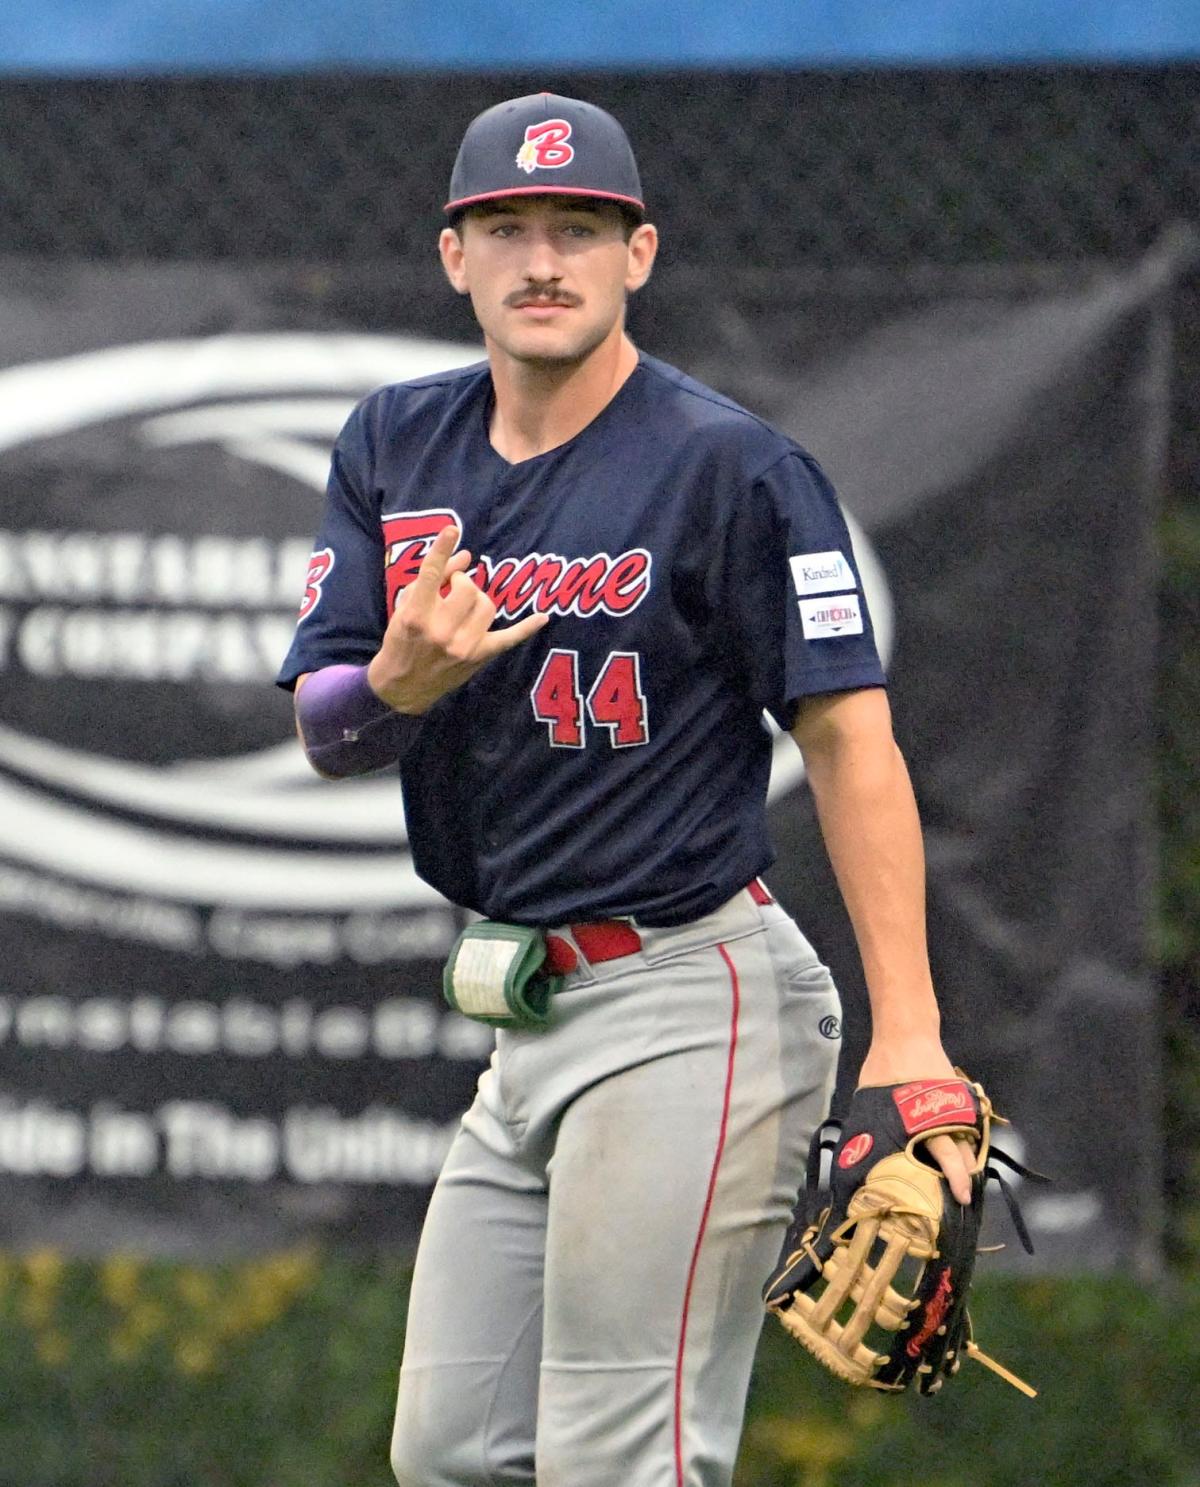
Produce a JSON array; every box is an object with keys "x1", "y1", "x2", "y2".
[{"x1": 790, "y1": 549, "x2": 856, "y2": 596}]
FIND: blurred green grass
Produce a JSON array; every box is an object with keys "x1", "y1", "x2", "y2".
[{"x1": 0, "y1": 1254, "x2": 1197, "y2": 1487}]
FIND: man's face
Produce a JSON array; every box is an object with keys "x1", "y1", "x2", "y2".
[{"x1": 439, "y1": 196, "x2": 657, "y2": 368}]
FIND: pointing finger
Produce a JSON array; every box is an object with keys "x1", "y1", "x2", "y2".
[{"x1": 476, "y1": 611, "x2": 550, "y2": 658}]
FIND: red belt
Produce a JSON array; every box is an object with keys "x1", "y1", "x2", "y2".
[{"x1": 543, "y1": 880, "x2": 773, "y2": 976}]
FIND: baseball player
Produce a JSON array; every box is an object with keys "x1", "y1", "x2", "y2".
[{"x1": 278, "y1": 92, "x2": 972, "y2": 1487}]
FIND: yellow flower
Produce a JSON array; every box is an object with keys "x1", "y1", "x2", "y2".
[
  {"x1": 174, "y1": 1336, "x2": 217, "y2": 1376},
  {"x1": 263, "y1": 1249, "x2": 318, "y2": 1292},
  {"x1": 23, "y1": 1249, "x2": 65, "y2": 1292},
  {"x1": 748, "y1": 1415, "x2": 855, "y2": 1469},
  {"x1": 110, "y1": 1329, "x2": 143, "y2": 1363},
  {"x1": 234, "y1": 1250, "x2": 317, "y2": 1329},
  {"x1": 100, "y1": 1254, "x2": 143, "y2": 1309},
  {"x1": 19, "y1": 1291, "x2": 55, "y2": 1328},
  {"x1": 176, "y1": 1267, "x2": 218, "y2": 1311},
  {"x1": 848, "y1": 1390, "x2": 885, "y2": 1427},
  {"x1": 126, "y1": 1301, "x2": 168, "y2": 1340},
  {"x1": 212, "y1": 1297, "x2": 256, "y2": 1341},
  {"x1": 34, "y1": 1330, "x2": 70, "y2": 1367}
]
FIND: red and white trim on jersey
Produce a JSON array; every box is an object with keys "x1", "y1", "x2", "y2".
[{"x1": 673, "y1": 941, "x2": 741, "y2": 1487}]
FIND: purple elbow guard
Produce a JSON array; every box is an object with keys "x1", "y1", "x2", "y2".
[{"x1": 296, "y1": 665, "x2": 422, "y2": 778}]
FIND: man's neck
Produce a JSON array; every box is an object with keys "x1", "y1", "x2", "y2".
[{"x1": 487, "y1": 331, "x2": 639, "y2": 465}]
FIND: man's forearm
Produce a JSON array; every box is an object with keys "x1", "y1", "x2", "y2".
[
  {"x1": 792, "y1": 689, "x2": 943, "y2": 1046},
  {"x1": 294, "y1": 665, "x2": 424, "y2": 778}
]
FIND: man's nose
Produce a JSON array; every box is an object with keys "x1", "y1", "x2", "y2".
[{"x1": 521, "y1": 231, "x2": 562, "y2": 282}]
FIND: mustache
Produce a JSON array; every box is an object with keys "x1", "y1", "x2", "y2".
[{"x1": 505, "y1": 287, "x2": 582, "y2": 309}]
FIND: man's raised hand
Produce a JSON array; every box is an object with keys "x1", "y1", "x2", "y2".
[{"x1": 366, "y1": 525, "x2": 549, "y2": 715}]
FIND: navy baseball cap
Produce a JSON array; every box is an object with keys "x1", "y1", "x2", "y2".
[{"x1": 444, "y1": 92, "x2": 645, "y2": 218}]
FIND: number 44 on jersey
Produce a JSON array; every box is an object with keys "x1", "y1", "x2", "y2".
[{"x1": 530, "y1": 648, "x2": 648, "y2": 749}]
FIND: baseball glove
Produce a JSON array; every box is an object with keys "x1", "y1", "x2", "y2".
[{"x1": 762, "y1": 1074, "x2": 1045, "y2": 1397}]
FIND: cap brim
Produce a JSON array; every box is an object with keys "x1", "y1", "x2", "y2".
[{"x1": 443, "y1": 185, "x2": 645, "y2": 216}]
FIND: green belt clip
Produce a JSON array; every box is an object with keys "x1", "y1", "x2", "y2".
[{"x1": 442, "y1": 921, "x2": 564, "y2": 1029}]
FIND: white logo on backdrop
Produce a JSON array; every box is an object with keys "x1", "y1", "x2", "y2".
[{"x1": 0, "y1": 334, "x2": 892, "y2": 914}]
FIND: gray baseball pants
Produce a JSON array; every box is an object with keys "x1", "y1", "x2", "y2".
[{"x1": 390, "y1": 886, "x2": 842, "y2": 1487}]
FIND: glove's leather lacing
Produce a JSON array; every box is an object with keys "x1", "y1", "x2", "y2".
[
  {"x1": 959, "y1": 1316, "x2": 1039, "y2": 1398},
  {"x1": 983, "y1": 1146, "x2": 1052, "y2": 1256},
  {"x1": 962, "y1": 1340, "x2": 1038, "y2": 1397}
]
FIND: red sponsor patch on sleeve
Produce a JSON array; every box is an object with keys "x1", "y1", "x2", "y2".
[{"x1": 892, "y1": 1079, "x2": 976, "y2": 1135}]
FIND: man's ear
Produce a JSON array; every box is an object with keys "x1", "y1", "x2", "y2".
[
  {"x1": 625, "y1": 222, "x2": 659, "y2": 294},
  {"x1": 439, "y1": 226, "x2": 469, "y2": 296}
]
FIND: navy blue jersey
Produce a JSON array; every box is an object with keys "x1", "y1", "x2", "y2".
[{"x1": 278, "y1": 353, "x2": 884, "y2": 926}]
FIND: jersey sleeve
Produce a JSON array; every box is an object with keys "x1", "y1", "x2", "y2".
[
  {"x1": 275, "y1": 400, "x2": 387, "y2": 692},
  {"x1": 713, "y1": 450, "x2": 886, "y2": 729}
]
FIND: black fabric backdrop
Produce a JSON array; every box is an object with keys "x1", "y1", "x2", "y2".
[{"x1": 0, "y1": 250, "x2": 1169, "y2": 1266}]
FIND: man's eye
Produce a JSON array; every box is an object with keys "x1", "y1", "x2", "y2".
[
  {"x1": 490, "y1": 223, "x2": 520, "y2": 237},
  {"x1": 562, "y1": 224, "x2": 595, "y2": 237}
]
